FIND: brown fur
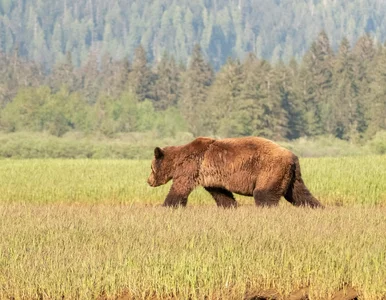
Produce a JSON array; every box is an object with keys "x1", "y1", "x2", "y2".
[{"x1": 147, "y1": 136, "x2": 323, "y2": 208}]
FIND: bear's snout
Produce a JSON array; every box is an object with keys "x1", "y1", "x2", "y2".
[
  {"x1": 147, "y1": 173, "x2": 159, "y2": 187},
  {"x1": 147, "y1": 177, "x2": 155, "y2": 187}
]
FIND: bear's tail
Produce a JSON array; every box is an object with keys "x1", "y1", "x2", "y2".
[{"x1": 284, "y1": 156, "x2": 324, "y2": 208}]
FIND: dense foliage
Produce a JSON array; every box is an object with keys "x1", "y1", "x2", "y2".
[{"x1": 1, "y1": 31, "x2": 385, "y2": 143}]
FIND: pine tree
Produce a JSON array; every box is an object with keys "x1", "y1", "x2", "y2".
[
  {"x1": 0, "y1": 20, "x2": 5, "y2": 52},
  {"x1": 298, "y1": 49, "x2": 322, "y2": 137},
  {"x1": 51, "y1": 22, "x2": 64, "y2": 63},
  {"x1": 153, "y1": 52, "x2": 180, "y2": 111},
  {"x1": 331, "y1": 37, "x2": 360, "y2": 140},
  {"x1": 237, "y1": 53, "x2": 268, "y2": 137},
  {"x1": 50, "y1": 52, "x2": 78, "y2": 92},
  {"x1": 352, "y1": 33, "x2": 376, "y2": 137},
  {"x1": 109, "y1": 56, "x2": 131, "y2": 97},
  {"x1": 205, "y1": 57, "x2": 244, "y2": 137},
  {"x1": 100, "y1": 53, "x2": 114, "y2": 96},
  {"x1": 184, "y1": 9, "x2": 195, "y2": 54},
  {"x1": 0, "y1": 47, "x2": 44, "y2": 107},
  {"x1": 0, "y1": 52, "x2": 11, "y2": 106},
  {"x1": 80, "y1": 51, "x2": 102, "y2": 104},
  {"x1": 179, "y1": 44, "x2": 213, "y2": 136},
  {"x1": 366, "y1": 45, "x2": 386, "y2": 136},
  {"x1": 313, "y1": 31, "x2": 334, "y2": 134},
  {"x1": 128, "y1": 45, "x2": 154, "y2": 101},
  {"x1": 262, "y1": 61, "x2": 290, "y2": 140},
  {"x1": 100, "y1": 54, "x2": 131, "y2": 98},
  {"x1": 286, "y1": 57, "x2": 306, "y2": 139},
  {"x1": 300, "y1": 31, "x2": 334, "y2": 136}
]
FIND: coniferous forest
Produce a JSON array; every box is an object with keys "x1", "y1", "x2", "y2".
[
  {"x1": 2, "y1": 0, "x2": 386, "y2": 69},
  {"x1": 1, "y1": 32, "x2": 385, "y2": 143},
  {"x1": 0, "y1": 0, "x2": 386, "y2": 154}
]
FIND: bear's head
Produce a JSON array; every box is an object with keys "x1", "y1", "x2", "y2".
[{"x1": 147, "y1": 147, "x2": 174, "y2": 187}]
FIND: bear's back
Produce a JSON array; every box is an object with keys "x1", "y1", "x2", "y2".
[
  {"x1": 210, "y1": 136, "x2": 291, "y2": 157},
  {"x1": 178, "y1": 136, "x2": 294, "y2": 168}
]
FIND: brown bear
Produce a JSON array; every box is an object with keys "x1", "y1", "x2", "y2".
[{"x1": 147, "y1": 136, "x2": 323, "y2": 208}]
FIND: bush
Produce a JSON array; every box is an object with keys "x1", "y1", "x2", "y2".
[
  {"x1": 278, "y1": 135, "x2": 370, "y2": 157},
  {"x1": 0, "y1": 132, "x2": 192, "y2": 159},
  {"x1": 368, "y1": 131, "x2": 386, "y2": 155}
]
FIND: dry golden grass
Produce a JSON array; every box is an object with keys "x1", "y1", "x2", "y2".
[
  {"x1": 0, "y1": 156, "x2": 386, "y2": 299},
  {"x1": 1, "y1": 205, "x2": 386, "y2": 299}
]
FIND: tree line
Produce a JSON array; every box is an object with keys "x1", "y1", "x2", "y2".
[{"x1": 0, "y1": 31, "x2": 385, "y2": 142}]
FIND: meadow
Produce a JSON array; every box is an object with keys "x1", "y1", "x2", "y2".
[{"x1": 1, "y1": 156, "x2": 386, "y2": 299}]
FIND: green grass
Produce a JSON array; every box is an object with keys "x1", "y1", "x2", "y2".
[
  {"x1": 0, "y1": 156, "x2": 385, "y2": 206},
  {"x1": 1, "y1": 157, "x2": 386, "y2": 299}
]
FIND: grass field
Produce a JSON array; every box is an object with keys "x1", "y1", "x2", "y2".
[
  {"x1": 1, "y1": 156, "x2": 386, "y2": 299},
  {"x1": 1, "y1": 156, "x2": 386, "y2": 206}
]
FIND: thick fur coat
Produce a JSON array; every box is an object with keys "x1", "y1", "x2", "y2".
[{"x1": 147, "y1": 136, "x2": 323, "y2": 208}]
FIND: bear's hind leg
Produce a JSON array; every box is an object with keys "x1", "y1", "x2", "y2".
[
  {"x1": 253, "y1": 189, "x2": 281, "y2": 207},
  {"x1": 204, "y1": 187, "x2": 238, "y2": 208},
  {"x1": 253, "y1": 163, "x2": 292, "y2": 207}
]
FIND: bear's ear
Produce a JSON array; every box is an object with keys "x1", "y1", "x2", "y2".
[{"x1": 154, "y1": 147, "x2": 164, "y2": 159}]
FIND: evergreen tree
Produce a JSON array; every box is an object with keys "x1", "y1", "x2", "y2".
[
  {"x1": 367, "y1": 45, "x2": 386, "y2": 136},
  {"x1": 50, "y1": 52, "x2": 78, "y2": 92},
  {"x1": 80, "y1": 51, "x2": 101, "y2": 104},
  {"x1": 100, "y1": 53, "x2": 114, "y2": 97},
  {"x1": 128, "y1": 45, "x2": 154, "y2": 101},
  {"x1": 352, "y1": 33, "x2": 376, "y2": 137},
  {"x1": 331, "y1": 37, "x2": 360, "y2": 140},
  {"x1": 286, "y1": 57, "x2": 306, "y2": 138},
  {"x1": 205, "y1": 57, "x2": 243, "y2": 137},
  {"x1": 105, "y1": 56, "x2": 131, "y2": 98},
  {"x1": 51, "y1": 22, "x2": 64, "y2": 63},
  {"x1": 179, "y1": 44, "x2": 213, "y2": 136},
  {"x1": 0, "y1": 52, "x2": 11, "y2": 106},
  {"x1": 99, "y1": 54, "x2": 131, "y2": 98},
  {"x1": 0, "y1": 48, "x2": 44, "y2": 107},
  {"x1": 237, "y1": 53, "x2": 269, "y2": 137},
  {"x1": 262, "y1": 61, "x2": 290, "y2": 140},
  {"x1": 353, "y1": 33, "x2": 376, "y2": 66},
  {"x1": 300, "y1": 31, "x2": 334, "y2": 136},
  {"x1": 298, "y1": 49, "x2": 322, "y2": 137},
  {"x1": 314, "y1": 31, "x2": 335, "y2": 133},
  {"x1": 153, "y1": 52, "x2": 180, "y2": 110}
]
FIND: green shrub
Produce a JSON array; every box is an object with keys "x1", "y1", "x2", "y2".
[
  {"x1": 0, "y1": 132, "x2": 385, "y2": 159},
  {"x1": 368, "y1": 131, "x2": 386, "y2": 155}
]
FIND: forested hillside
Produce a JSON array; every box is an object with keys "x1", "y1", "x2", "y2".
[
  {"x1": 1, "y1": 32, "x2": 385, "y2": 144},
  {"x1": 1, "y1": 0, "x2": 386, "y2": 69}
]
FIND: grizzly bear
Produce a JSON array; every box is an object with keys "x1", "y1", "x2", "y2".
[{"x1": 147, "y1": 136, "x2": 323, "y2": 208}]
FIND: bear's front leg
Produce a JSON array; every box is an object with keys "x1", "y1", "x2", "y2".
[{"x1": 162, "y1": 178, "x2": 194, "y2": 207}]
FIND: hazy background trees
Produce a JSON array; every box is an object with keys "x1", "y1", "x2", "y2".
[
  {"x1": 1, "y1": 31, "x2": 386, "y2": 143},
  {"x1": 0, "y1": 0, "x2": 386, "y2": 153},
  {"x1": 1, "y1": 0, "x2": 386, "y2": 70}
]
